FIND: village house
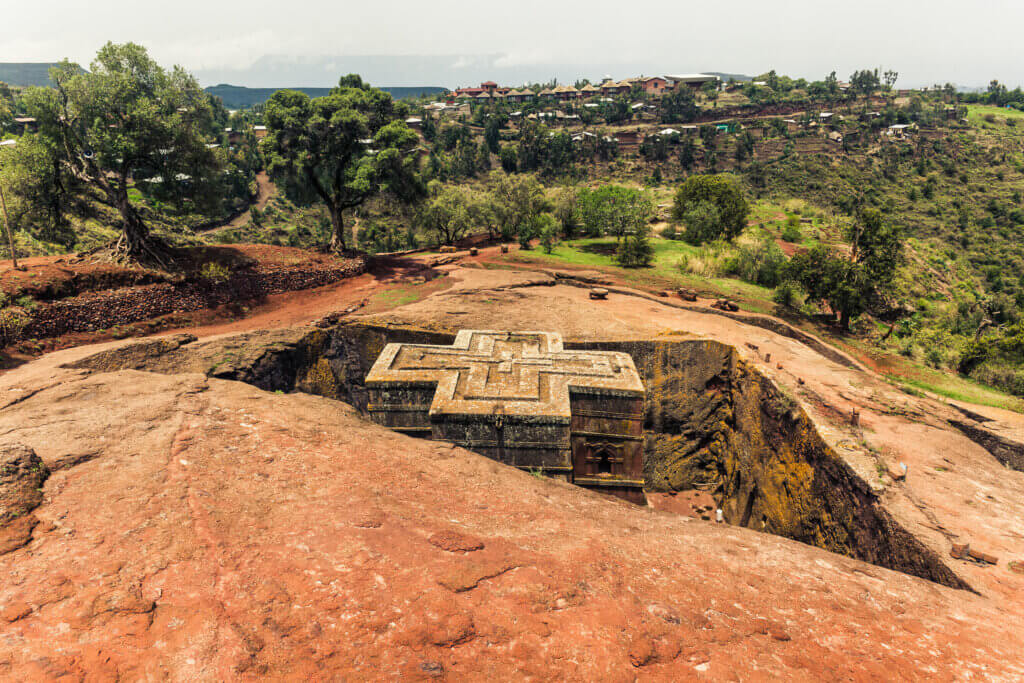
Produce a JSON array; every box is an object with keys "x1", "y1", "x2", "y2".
[
  {"x1": 10, "y1": 117, "x2": 37, "y2": 135},
  {"x1": 601, "y1": 80, "x2": 632, "y2": 97},
  {"x1": 553, "y1": 85, "x2": 581, "y2": 101},
  {"x1": 252, "y1": 125, "x2": 268, "y2": 139},
  {"x1": 665, "y1": 74, "x2": 721, "y2": 91},
  {"x1": 638, "y1": 76, "x2": 669, "y2": 95},
  {"x1": 580, "y1": 83, "x2": 600, "y2": 98}
]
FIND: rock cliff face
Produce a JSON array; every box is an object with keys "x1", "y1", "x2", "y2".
[
  {"x1": 574, "y1": 340, "x2": 969, "y2": 590},
  {"x1": 71, "y1": 323, "x2": 968, "y2": 589}
]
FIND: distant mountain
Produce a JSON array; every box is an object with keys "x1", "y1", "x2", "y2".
[
  {"x1": 0, "y1": 62, "x2": 83, "y2": 87},
  {"x1": 194, "y1": 54, "x2": 740, "y2": 92},
  {"x1": 205, "y1": 83, "x2": 447, "y2": 109}
]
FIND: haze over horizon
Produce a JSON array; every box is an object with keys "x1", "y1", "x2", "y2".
[{"x1": 3, "y1": 0, "x2": 1024, "y2": 89}]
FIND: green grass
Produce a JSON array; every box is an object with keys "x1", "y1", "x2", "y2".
[
  {"x1": 888, "y1": 373, "x2": 1024, "y2": 413},
  {"x1": 965, "y1": 104, "x2": 1024, "y2": 124},
  {"x1": 506, "y1": 236, "x2": 777, "y2": 314}
]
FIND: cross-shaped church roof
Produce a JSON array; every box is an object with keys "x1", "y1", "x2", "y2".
[{"x1": 365, "y1": 330, "x2": 644, "y2": 420}]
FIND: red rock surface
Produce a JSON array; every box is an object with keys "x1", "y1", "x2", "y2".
[{"x1": 1, "y1": 350, "x2": 1024, "y2": 679}]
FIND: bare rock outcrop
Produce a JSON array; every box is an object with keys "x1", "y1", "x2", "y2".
[
  {"x1": 0, "y1": 443, "x2": 49, "y2": 555},
  {"x1": 0, "y1": 357, "x2": 1022, "y2": 678}
]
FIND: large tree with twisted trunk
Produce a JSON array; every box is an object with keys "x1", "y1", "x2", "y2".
[
  {"x1": 261, "y1": 75, "x2": 423, "y2": 252},
  {"x1": 23, "y1": 42, "x2": 220, "y2": 266}
]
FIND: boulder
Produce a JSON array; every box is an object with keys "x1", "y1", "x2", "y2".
[
  {"x1": 0, "y1": 443, "x2": 49, "y2": 526},
  {"x1": 678, "y1": 288, "x2": 698, "y2": 302}
]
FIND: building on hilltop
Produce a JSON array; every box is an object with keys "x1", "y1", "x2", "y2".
[
  {"x1": 638, "y1": 76, "x2": 669, "y2": 95},
  {"x1": 665, "y1": 73, "x2": 721, "y2": 91}
]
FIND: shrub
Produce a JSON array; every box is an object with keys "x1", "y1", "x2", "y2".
[
  {"x1": 781, "y1": 218, "x2": 802, "y2": 243},
  {"x1": 198, "y1": 262, "x2": 232, "y2": 284},
  {"x1": 0, "y1": 307, "x2": 30, "y2": 347},
  {"x1": 679, "y1": 242, "x2": 728, "y2": 278},
  {"x1": 536, "y1": 213, "x2": 561, "y2": 254},
  {"x1": 616, "y1": 229, "x2": 654, "y2": 267},
  {"x1": 724, "y1": 239, "x2": 788, "y2": 287},
  {"x1": 773, "y1": 281, "x2": 800, "y2": 308}
]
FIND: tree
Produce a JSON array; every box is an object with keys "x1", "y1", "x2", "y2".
[
  {"x1": 0, "y1": 134, "x2": 76, "y2": 248},
  {"x1": 678, "y1": 136, "x2": 696, "y2": 171},
  {"x1": 487, "y1": 171, "x2": 547, "y2": 241},
  {"x1": 262, "y1": 74, "x2": 421, "y2": 252},
  {"x1": 701, "y1": 80, "x2": 719, "y2": 106},
  {"x1": 551, "y1": 187, "x2": 579, "y2": 238},
  {"x1": 849, "y1": 69, "x2": 880, "y2": 100},
  {"x1": 848, "y1": 207, "x2": 903, "y2": 285},
  {"x1": 661, "y1": 86, "x2": 699, "y2": 124},
  {"x1": 616, "y1": 226, "x2": 653, "y2": 267},
  {"x1": 680, "y1": 200, "x2": 722, "y2": 245},
  {"x1": 0, "y1": 82, "x2": 11, "y2": 128},
  {"x1": 825, "y1": 71, "x2": 840, "y2": 101},
  {"x1": 23, "y1": 42, "x2": 220, "y2": 265},
  {"x1": 883, "y1": 70, "x2": 899, "y2": 91},
  {"x1": 416, "y1": 181, "x2": 473, "y2": 246},
  {"x1": 537, "y1": 213, "x2": 561, "y2": 254},
  {"x1": 786, "y1": 246, "x2": 871, "y2": 329},
  {"x1": 783, "y1": 208, "x2": 903, "y2": 329},
  {"x1": 575, "y1": 185, "x2": 652, "y2": 243},
  {"x1": 484, "y1": 117, "x2": 502, "y2": 153},
  {"x1": 499, "y1": 145, "x2": 518, "y2": 173},
  {"x1": 672, "y1": 174, "x2": 750, "y2": 243}
]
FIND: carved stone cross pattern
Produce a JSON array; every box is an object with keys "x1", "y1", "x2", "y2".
[{"x1": 365, "y1": 330, "x2": 644, "y2": 420}]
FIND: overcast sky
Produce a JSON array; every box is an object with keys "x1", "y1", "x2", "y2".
[{"x1": 3, "y1": 0, "x2": 1023, "y2": 88}]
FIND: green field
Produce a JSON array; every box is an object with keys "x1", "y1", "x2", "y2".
[{"x1": 965, "y1": 104, "x2": 1024, "y2": 123}]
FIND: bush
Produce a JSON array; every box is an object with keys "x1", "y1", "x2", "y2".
[
  {"x1": 781, "y1": 217, "x2": 802, "y2": 243},
  {"x1": 773, "y1": 281, "x2": 800, "y2": 308},
  {"x1": 536, "y1": 213, "x2": 561, "y2": 254},
  {"x1": 723, "y1": 239, "x2": 788, "y2": 287},
  {"x1": 198, "y1": 262, "x2": 232, "y2": 284},
  {"x1": 0, "y1": 307, "x2": 30, "y2": 347},
  {"x1": 679, "y1": 242, "x2": 728, "y2": 278},
  {"x1": 616, "y1": 229, "x2": 654, "y2": 267}
]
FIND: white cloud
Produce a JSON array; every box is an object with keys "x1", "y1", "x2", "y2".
[{"x1": 1, "y1": 0, "x2": 1022, "y2": 87}]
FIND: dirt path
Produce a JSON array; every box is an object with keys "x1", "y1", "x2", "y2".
[{"x1": 200, "y1": 171, "x2": 276, "y2": 234}]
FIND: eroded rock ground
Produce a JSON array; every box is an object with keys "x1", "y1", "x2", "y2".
[{"x1": 2, "y1": 259, "x2": 1024, "y2": 679}]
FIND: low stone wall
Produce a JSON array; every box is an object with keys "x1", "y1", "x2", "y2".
[{"x1": 21, "y1": 256, "x2": 367, "y2": 340}]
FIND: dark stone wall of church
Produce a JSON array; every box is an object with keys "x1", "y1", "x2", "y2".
[{"x1": 570, "y1": 338, "x2": 969, "y2": 590}]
